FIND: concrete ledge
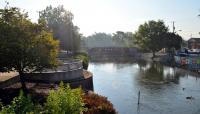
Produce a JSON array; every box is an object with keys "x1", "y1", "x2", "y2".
[
  {"x1": 0, "y1": 60, "x2": 93, "y2": 91},
  {"x1": 23, "y1": 68, "x2": 83, "y2": 83}
]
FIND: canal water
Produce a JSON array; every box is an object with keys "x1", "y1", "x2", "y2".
[{"x1": 88, "y1": 61, "x2": 200, "y2": 114}]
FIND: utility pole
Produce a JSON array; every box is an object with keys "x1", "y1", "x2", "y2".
[{"x1": 172, "y1": 21, "x2": 175, "y2": 33}]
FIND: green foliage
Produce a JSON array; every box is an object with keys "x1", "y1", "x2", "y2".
[
  {"x1": 0, "y1": 83, "x2": 86, "y2": 114},
  {"x1": 0, "y1": 6, "x2": 59, "y2": 72},
  {"x1": 0, "y1": 83, "x2": 117, "y2": 114},
  {"x1": 134, "y1": 20, "x2": 168, "y2": 56},
  {"x1": 74, "y1": 52, "x2": 89, "y2": 70},
  {"x1": 0, "y1": 100, "x2": 3, "y2": 111},
  {"x1": 0, "y1": 90, "x2": 39, "y2": 114},
  {"x1": 163, "y1": 33, "x2": 182, "y2": 50},
  {"x1": 45, "y1": 82, "x2": 85, "y2": 114},
  {"x1": 39, "y1": 5, "x2": 81, "y2": 52},
  {"x1": 0, "y1": 5, "x2": 59, "y2": 88}
]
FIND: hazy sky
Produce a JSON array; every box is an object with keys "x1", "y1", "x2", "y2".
[{"x1": 1, "y1": 0, "x2": 200, "y2": 40}]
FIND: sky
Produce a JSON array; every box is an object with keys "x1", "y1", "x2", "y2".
[{"x1": 1, "y1": 0, "x2": 200, "y2": 40}]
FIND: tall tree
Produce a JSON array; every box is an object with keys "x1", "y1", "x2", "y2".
[
  {"x1": 39, "y1": 5, "x2": 81, "y2": 52},
  {"x1": 0, "y1": 6, "x2": 59, "y2": 90},
  {"x1": 134, "y1": 20, "x2": 169, "y2": 57}
]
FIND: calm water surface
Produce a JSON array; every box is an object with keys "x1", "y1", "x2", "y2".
[{"x1": 88, "y1": 62, "x2": 200, "y2": 114}]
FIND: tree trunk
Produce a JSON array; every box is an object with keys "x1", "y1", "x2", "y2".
[{"x1": 19, "y1": 72, "x2": 27, "y2": 94}]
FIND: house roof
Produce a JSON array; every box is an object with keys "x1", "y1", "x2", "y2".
[{"x1": 188, "y1": 38, "x2": 200, "y2": 42}]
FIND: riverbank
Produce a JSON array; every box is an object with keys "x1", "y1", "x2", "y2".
[{"x1": 141, "y1": 52, "x2": 200, "y2": 76}]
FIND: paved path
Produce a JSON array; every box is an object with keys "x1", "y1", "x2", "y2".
[{"x1": 0, "y1": 72, "x2": 18, "y2": 82}]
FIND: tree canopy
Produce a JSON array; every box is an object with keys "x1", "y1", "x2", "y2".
[
  {"x1": 163, "y1": 32, "x2": 182, "y2": 50},
  {"x1": 0, "y1": 6, "x2": 59, "y2": 89},
  {"x1": 134, "y1": 20, "x2": 169, "y2": 57},
  {"x1": 39, "y1": 5, "x2": 81, "y2": 52}
]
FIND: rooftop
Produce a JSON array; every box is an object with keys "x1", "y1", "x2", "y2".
[{"x1": 188, "y1": 38, "x2": 200, "y2": 42}]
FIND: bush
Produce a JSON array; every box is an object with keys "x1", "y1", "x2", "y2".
[
  {"x1": 44, "y1": 82, "x2": 85, "y2": 114},
  {"x1": 0, "y1": 83, "x2": 117, "y2": 114},
  {"x1": 0, "y1": 82, "x2": 86, "y2": 114},
  {"x1": 83, "y1": 93, "x2": 117, "y2": 114},
  {"x1": 0, "y1": 90, "x2": 37, "y2": 114},
  {"x1": 0, "y1": 100, "x2": 3, "y2": 111},
  {"x1": 74, "y1": 52, "x2": 89, "y2": 70}
]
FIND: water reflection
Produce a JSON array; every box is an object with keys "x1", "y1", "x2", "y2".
[
  {"x1": 140, "y1": 62, "x2": 164, "y2": 82},
  {"x1": 137, "y1": 61, "x2": 183, "y2": 84},
  {"x1": 89, "y1": 62, "x2": 200, "y2": 114}
]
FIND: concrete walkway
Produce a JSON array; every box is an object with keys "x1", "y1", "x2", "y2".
[{"x1": 0, "y1": 72, "x2": 18, "y2": 82}]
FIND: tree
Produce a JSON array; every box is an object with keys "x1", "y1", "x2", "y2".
[
  {"x1": 163, "y1": 33, "x2": 182, "y2": 59},
  {"x1": 134, "y1": 20, "x2": 168, "y2": 58},
  {"x1": 39, "y1": 5, "x2": 81, "y2": 52},
  {"x1": 112, "y1": 31, "x2": 134, "y2": 47},
  {"x1": 163, "y1": 32, "x2": 182, "y2": 51},
  {"x1": 0, "y1": 6, "x2": 59, "y2": 90}
]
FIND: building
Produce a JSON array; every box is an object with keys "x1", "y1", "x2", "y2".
[{"x1": 188, "y1": 38, "x2": 200, "y2": 49}]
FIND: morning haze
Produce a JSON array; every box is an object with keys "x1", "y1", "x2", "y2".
[
  {"x1": 1, "y1": 1, "x2": 200, "y2": 114},
  {"x1": 1, "y1": 0, "x2": 200, "y2": 39}
]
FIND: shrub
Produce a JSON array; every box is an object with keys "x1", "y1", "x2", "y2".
[
  {"x1": 45, "y1": 82, "x2": 85, "y2": 114},
  {"x1": 74, "y1": 52, "x2": 89, "y2": 70},
  {"x1": 83, "y1": 93, "x2": 117, "y2": 114},
  {"x1": 0, "y1": 100, "x2": 3, "y2": 111},
  {"x1": 0, "y1": 90, "x2": 36, "y2": 114},
  {"x1": 0, "y1": 83, "x2": 118, "y2": 114}
]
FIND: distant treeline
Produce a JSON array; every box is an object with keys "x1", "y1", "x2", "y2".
[{"x1": 81, "y1": 31, "x2": 135, "y2": 48}]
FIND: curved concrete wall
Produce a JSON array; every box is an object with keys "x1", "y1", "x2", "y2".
[
  {"x1": 24, "y1": 69, "x2": 83, "y2": 83},
  {"x1": 69, "y1": 76, "x2": 93, "y2": 91},
  {"x1": 0, "y1": 60, "x2": 94, "y2": 91},
  {"x1": 24, "y1": 60, "x2": 83, "y2": 83},
  {"x1": 0, "y1": 70, "x2": 94, "y2": 91}
]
